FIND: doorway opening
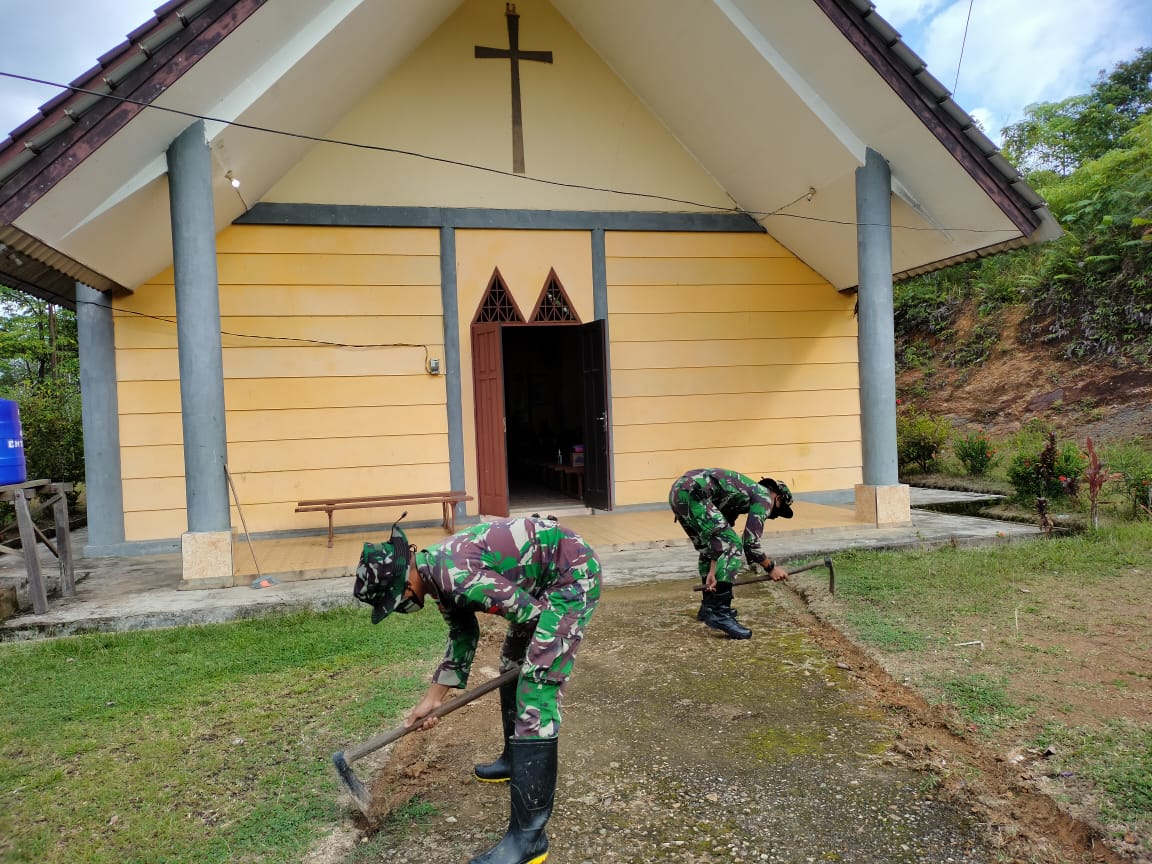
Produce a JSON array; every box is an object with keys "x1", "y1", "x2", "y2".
[{"x1": 502, "y1": 324, "x2": 586, "y2": 511}]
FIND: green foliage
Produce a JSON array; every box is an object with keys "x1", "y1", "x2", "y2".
[
  {"x1": 893, "y1": 266, "x2": 968, "y2": 336},
  {"x1": 954, "y1": 430, "x2": 998, "y2": 476},
  {"x1": 895, "y1": 48, "x2": 1152, "y2": 366},
  {"x1": 9, "y1": 378, "x2": 84, "y2": 484},
  {"x1": 1103, "y1": 440, "x2": 1152, "y2": 515},
  {"x1": 1026, "y1": 114, "x2": 1152, "y2": 360},
  {"x1": 1006, "y1": 429, "x2": 1087, "y2": 502},
  {"x1": 1001, "y1": 47, "x2": 1152, "y2": 175},
  {"x1": 896, "y1": 406, "x2": 952, "y2": 474},
  {"x1": 0, "y1": 287, "x2": 79, "y2": 388},
  {"x1": 0, "y1": 286, "x2": 83, "y2": 488}
]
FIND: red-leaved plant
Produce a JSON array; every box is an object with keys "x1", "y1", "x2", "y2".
[{"x1": 1082, "y1": 437, "x2": 1122, "y2": 529}]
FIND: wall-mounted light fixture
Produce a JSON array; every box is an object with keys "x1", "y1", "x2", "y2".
[{"x1": 225, "y1": 170, "x2": 241, "y2": 189}]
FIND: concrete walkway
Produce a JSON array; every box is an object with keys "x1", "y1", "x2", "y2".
[{"x1": 0, "y1": 488, "x2": 1039, "y2": 640}]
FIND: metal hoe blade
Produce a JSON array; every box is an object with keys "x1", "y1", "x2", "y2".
[{"x1": 331, "y1": 668, "x2": 519, "y2": 818}]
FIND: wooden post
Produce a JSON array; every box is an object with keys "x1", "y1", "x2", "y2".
[
  {"x1": 50, "y1": 486, "x2": 75, "y2": 597},
  {"x1": 14, "y1": 492, "x2": 47, "y2": 614}
]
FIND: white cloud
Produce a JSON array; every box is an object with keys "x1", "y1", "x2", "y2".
[
  {"x1": 0, "y1": 0, "x2": 160, "y2": 137},
  {"x1": 875, "y1": 0, "x2": 1152, "y2": 141}
]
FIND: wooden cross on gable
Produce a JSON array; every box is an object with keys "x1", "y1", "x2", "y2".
[{"x1": 475, "y1": 3, "x2": 553, "y2": 174}]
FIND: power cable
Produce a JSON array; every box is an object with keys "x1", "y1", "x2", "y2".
[{"x1": 953, "y1": 0, "x2": 976, "y2": 94}]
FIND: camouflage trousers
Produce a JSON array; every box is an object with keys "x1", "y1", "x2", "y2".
[
  {"x1": 668, "y1": 478, "x2": 743, "y2": 585},
  {"x1": 498, "y1": 548, "x2": 602, "y2": 739}
]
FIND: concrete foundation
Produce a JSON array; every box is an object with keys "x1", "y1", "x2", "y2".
[
  {"x1": 855, "y1": 484, "x2": 912, "y2": 526},
  {"x1": 179, "y1": 530, "x2": 235, "y2": 589}
]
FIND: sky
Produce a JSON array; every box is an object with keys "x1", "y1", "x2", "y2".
[{"x1": 1, "y1": 0, "x2": 1151, "y2": 145}]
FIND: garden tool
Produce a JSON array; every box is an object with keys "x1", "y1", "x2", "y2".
[
  {"x1": 693, "y1": 556, "x2": 836, "y2": 595},
  {"x1": 333, "y1": 667, "x2": 520, "y2": 817}
]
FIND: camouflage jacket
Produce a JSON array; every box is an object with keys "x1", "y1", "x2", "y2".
[
  {"x1": 674, "y1": 468, "x2": 774, "y2": 563},
  {"x1": 414, "y1": 516, "x2": 599, "y2": 688}
]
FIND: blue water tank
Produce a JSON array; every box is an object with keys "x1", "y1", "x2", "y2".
[{"x1": 0, "y1": 399, "x2": 27, "y2": 486}]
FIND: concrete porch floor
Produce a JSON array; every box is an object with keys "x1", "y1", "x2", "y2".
[{"x1": 0, "y1": 489, "x2": 1042, "y2": 640}]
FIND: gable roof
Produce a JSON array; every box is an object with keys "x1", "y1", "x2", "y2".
[{"x1": 0, "y1": 0, "x2": 1061, "y2": 307}]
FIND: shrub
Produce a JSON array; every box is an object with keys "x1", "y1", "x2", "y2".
[
  {"x1": 897, "y1": 406, "x2": 952, "y2": 474},
  {"x1": 954, "y1": 431, "x2": 998, "y2": 476},
  {"x1": 1007, "y1": 431, "x2": 1087, "y2": 502},
  {"x1": 10, "y1": 379, "x2": 85, "y2": 485},
  {"x1": 1103, "y1": 441, "x2": 1152, "y2": 516}
]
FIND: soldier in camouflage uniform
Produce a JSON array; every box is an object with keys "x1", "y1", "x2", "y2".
[
  {"x1": 352, "y1": 514, "x2": 601, "y2": 864},
  {"x1": 668, "y1": 468, "x2": 793, "y2": 639}
]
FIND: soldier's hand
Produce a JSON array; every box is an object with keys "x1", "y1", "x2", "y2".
[
  {"x1": 769, "y1": 565, "x2": 789, "y2": 582},
  {"x1": 704, "y1": 570, "x2": 718, "y2": 592},
  {"x1": 405, "y1": 683, "x2": 451, "y2": 731}
]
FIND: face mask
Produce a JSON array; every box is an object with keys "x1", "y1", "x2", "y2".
[{"x1": 393, "y1": 588, "x2": 424, "y2": 614}]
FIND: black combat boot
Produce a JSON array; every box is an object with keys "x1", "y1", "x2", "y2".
[
  {"x1": 469, "y1": 737, "x2": 558, "y2": 864},
  {"x1": 697, "y1": 579, "x2": 738, "y2": 621},
  {"x1": 701, "y1": 582, "x2": 752, "y2": 639},
  {"x1": 474, "y1": 679, "x2": 518, "y2": 782}
]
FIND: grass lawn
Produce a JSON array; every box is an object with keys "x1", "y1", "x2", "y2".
[
  {"x1": 789, "y1": 521, "x2": 1152, "y2": 856},
  {"x1": 3, "y1": 523, "x2": 1151, "y2": 862},
  {"x1": 0, "y1": 608, "x2": 446, "y2": 864}
]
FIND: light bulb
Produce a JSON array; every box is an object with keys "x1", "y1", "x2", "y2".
[{"x1": 226, "y1": 171, "x2": 241, "y2": 189}]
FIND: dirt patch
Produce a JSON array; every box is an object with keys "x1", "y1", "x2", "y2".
[
  {"x1": 326, "y1": 579, "x2": 1133, "y2": 864},
  {"x1": 898, "y1": 311, "x2": 1152, "y2": 442}
]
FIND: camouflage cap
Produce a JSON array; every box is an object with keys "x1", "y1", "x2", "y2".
[
  {"x1": 759, "y1": 477, "x2": 794, "y2": 519},
  {"x1": 352, "y1": 521, "x2": 412, "y2": 623}
]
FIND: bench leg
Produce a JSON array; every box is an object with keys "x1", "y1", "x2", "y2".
[{"x1": 327, "y1": 511, "x2": 335, "y2": 548}]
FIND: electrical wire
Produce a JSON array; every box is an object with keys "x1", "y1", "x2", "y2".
[
  {"x1": 953, "y1": 0, "x2": 976, "y2": 94},
  {"x1": 0, "y1": 70, "x2": 1023, "y2": 236}
]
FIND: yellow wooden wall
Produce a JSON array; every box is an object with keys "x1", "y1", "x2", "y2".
[
  {"x1": 606, "y1": 232, "x2": 861, "y2": 506},
  {"x1": 114, "y1": 225, "x2": 448, "y2": 541}
]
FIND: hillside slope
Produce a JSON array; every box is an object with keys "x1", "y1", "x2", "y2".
[{"x1": 896, "y1": 305, "x2": 1152, "y2": 444}]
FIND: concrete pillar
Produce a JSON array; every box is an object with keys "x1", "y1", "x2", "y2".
[
  {"x1": 75, "y1": 282, "x2": 126, "y2": 552},
  {"x1": 166, "y1": 121, "x2": 233, "y2": 586},
  {"x1": 854, "y1": 148, "x2": 910, "y2": 525},
  {"x1": 592, "y1": 228, "x2": 608, "y2": 322},
  {"x1": 440, "y1": 226, "x2": 467, "y2": 521}
]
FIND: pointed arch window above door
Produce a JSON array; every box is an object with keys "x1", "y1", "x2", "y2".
[
  {"x1": 474, "y1": 268, "x2": 526, "y2": 324},
  {"x1": 529, "y1": 269, "x2": 581, "y2": 323}
]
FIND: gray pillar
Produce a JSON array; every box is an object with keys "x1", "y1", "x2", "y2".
[
  {"x1": 167, "y1": 121, "x2": 230, "y2": 532},
  {"x1": 855, "y1": 148, "x2": 899, "y2": 486},
  {"x1": 592, "y1": 228, "x2": 608, "y2": 321},
  {"x1": 440, "y1": 226, "x2": 466, "y2": 513},
  {"x1": 75, "y1": 282, "x2": 125, "y2": 548}
]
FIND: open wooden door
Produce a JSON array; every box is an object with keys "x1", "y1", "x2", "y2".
[
  {"x1": 473, "y1": 323, "x2": 509, "y2": 516},
  {"x1": 580, "y1": 319, "x2": 612, "y2": 510}
]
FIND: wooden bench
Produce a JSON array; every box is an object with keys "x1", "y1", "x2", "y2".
[{"x1": 295, "y1": 491, "x2": 473, "y2": 548}]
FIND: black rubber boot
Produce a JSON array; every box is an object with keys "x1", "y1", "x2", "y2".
[
  {"x1": 469, "y1": 737, "x2": 558, "y2": 864},
  {"x1": 696, "y1": 581, "x2": 738, "y2": 621},
  {"x1": 701, "y1": 583, "x2": 752, "y2": 639},
  {"x1": 474, "y1": 680, "x2": 518, "y2": 782}
]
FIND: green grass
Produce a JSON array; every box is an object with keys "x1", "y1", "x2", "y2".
[
  {"x1": 929, "y1": 673, "x2": 1032, "y2": 733},
  {"x1": 1034, "y1": 721, "x2": 1152, "y2": 835},
  {"x1": 0, "y1": 607, "x2": 447, "y2": 864},
  {"x1": 800, "y1": 522, "x2": 1152, "y2": 846}
]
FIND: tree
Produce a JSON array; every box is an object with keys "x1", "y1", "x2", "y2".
[
  {"x1": 1002, "y1": 47, "x2": 1152, "y2": 176},
  {"x1": 0, "y1": 285, "x2": 84, "y2": 485}
]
